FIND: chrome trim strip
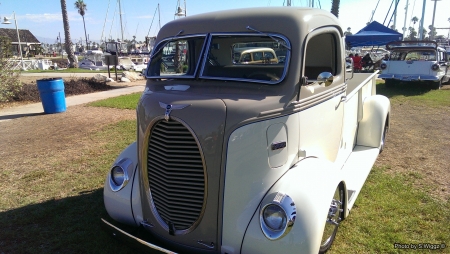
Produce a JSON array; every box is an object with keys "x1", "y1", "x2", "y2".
[
  {"x1": 378, "y1": 74, "x2": 440, "y2": 82},
  {"x1": 258, "y1": 83, "x2": 347, "y2": 117},
  {"x1": 294, "y1": 84, "x2": 347, "y2": 110},
  {"x1": 101, "y1": 218, "x2": 178, "y2": 254},
  {"x1": 142, "y1": 116, "x2": 208, "y2": 236}
]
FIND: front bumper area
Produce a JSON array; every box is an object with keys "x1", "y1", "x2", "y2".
[
  {"x1": 378, "y1": 73, "x2": 439, "y2": 82},
  {"x1": 101, "y1": 218, "x2": 177, "y2": 254}
]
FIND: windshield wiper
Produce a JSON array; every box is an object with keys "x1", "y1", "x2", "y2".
[{"x1": 246, "y1": 26, "x2": 291, "y2": 50}]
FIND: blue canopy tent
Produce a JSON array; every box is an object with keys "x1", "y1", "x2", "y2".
[{"x1": 345, "y1": 21, "x2": 403, "y2": 48}]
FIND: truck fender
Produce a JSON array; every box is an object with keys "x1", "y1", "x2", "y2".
[
  {"x1": 103, "y1": 142, "x2": 143, "y2": 227},
  {"x1": 241, "y1": 158, "x2": 346, "y2": 254},
  {"x1": 356, "y1": 95, "x2": 390, "y2": 149}
]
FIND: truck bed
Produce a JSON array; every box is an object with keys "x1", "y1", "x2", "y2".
[{"x1": 346, "y1": 72, "x2": 378, "y2": 99}]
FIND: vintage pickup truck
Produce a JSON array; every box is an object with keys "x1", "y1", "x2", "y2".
[{"x1": 102, "y1": 7, "x2": 390, "y2": 254}]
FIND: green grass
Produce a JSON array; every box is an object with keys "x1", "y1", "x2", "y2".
[
  {"x1": 330, "y1": 166, "x2": 450, "y2": 253},
  {"x1": 376, "y1": 81, "x2": 450, "y2": 107},
  {"x1": 0, "y1": 120, "x2": 137, "y2": 253},
  {"x1": 88, "y1": 92, "x2": 141, "y2": 110},
  {"x1": 1, "y1": 81, "x2": 448, "y2": 253}
]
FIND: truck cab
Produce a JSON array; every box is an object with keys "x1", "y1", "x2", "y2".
[{"x1": 102, "y1": 7, "x2": 390, "y2": 254}]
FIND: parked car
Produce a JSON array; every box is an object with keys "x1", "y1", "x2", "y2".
[
  {"x1": 102, "y1": 7, "x2": 390, "y2": 254},
  {"x1": 379, "y1": 41, "x2": 450, "y2": 89},
  {"x1": 234, "y1": 47, "x2": 279, "y2": 64}
]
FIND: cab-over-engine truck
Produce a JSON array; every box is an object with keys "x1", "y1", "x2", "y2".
[{"x1": 102, "y1": 7, "x2": 390, "y2": 254}]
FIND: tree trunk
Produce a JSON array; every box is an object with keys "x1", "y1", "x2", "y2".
[
  {"x1": 331, "y1": 0, "x2": 340, "y2": 18},
  {"x1": 82, "y1": 16, "x2": 89, "y2": 50},
  {"x1": 60, "y1": 0, "x2": 77, "y2": 68}
]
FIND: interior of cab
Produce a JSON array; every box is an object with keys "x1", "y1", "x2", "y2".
[{"x1": 304, "y1": 33, "x2": 337, "y2": 82}]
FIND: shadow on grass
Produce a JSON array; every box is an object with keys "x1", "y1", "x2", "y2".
[
  {"x1": 377, "y1": 81, "x2": 435, "y2": 98},
  {"x1": 0, "y1": 189, "x2": 137, "y2": 254}
]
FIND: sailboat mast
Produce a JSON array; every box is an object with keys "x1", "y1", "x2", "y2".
[
  {"x1": 402, "y1": 0, "x2": 409, "y2": 40},
  {"x1": 158, "y1": 3, "x2": 161, "y2": 29},
  {"x1": 119, "y1": 0, "x2": 124, "y2": 42}
]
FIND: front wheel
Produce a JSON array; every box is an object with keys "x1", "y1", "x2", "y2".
[{"x1": 319, "y1": 184, "x2": 345, "y2": 254}]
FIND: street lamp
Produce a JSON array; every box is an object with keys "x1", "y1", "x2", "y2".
[
  {"x1": 56, "y1": 32, "x2": 62, "y2": 59},
  {"x1": 2, "y1": 11, "x2": 26, "y2": 70}
]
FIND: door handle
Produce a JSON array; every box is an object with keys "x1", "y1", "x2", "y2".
[{"x1": 335, "y1": 96, "x2": 346, "y2": 109}]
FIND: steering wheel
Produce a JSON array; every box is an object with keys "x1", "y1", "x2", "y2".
[
  {"x1": 247, "y1": 72, "x2": 279, "y2": 81},
  {"x1": 408, "y1": 57, "x2": 418, "y2": 61}
]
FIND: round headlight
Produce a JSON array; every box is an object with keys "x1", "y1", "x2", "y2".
[
  {"x1": 380, "y1": 63, "x2": 387, "y2": 70},
  {"x1": 111, "y1": 166, "x2": 125, "y2": 186},
  {"x1": 108, "y1": 158, "x2": 132, "y2": 192},
  {"x1": 431, "y1": 64, "x2": 439, "y2": 71},
  {"x1": 260, "y1": 193, "x2": 296, "y2": 240},
  {"x1": 263, "y1": 204, "x2": 287, "y2": 231}
]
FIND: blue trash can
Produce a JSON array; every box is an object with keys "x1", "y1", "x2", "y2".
[{"x1": 36, "y1": 78, "x2": 66, "y2": 114}]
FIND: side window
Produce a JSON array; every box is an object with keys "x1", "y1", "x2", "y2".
[
  {"x1": 304, "y1": 33, "x2": 337, "y2": 81},
  {"x1": 241, "y1": 53, "x2": 251, "y2": 62}
]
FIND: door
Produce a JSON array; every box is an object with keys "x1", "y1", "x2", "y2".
[{"x1": 298, "y1": 29, "x2": 346, "y2": 163}]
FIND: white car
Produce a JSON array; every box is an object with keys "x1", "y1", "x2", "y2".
[{"x1": 379, "y1": 41, "x2": 450, "y2": 89}]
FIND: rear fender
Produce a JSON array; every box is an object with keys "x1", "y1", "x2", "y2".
[
  {"x1": 103, "y1": 142, "x2": 143, "y2": 227},
  {"x1": 356, "y1": 95, "x2": 390, "y2": 149},
  {"x1": 241, "y1": 158, "x2": 346, "y2": 254}
]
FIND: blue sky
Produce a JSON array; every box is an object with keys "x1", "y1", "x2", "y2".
[{"x1": 0, "y1": 0, "x2": 449, "y2": 44}]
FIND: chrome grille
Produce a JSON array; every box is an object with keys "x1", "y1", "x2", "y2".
[{"x1": 147, "y1": 119, "x2": 205, "y2": 230}]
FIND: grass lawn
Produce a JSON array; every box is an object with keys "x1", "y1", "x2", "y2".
[
  {"x1": 376, "y1": 80, "x2": 450, "y2": 107},
  {"x1": 1, "y1": 81, "x2": 448, "y2": 253}
]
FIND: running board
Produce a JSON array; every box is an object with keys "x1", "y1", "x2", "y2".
[
  {"x1": 347, "y1": 189, "x2": 356, "y2": 204},
  {"x1": 341, "y1": 145, "x2": 380, "y2": 213}
]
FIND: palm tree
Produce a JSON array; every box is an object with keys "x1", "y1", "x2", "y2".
[
  {"x1": 60, "y1": 0, "x2": 77, "y2": 68},
  {"x1": 411, "y1": 16, "x2": 419, "y2": 30},
  {"x1": 75, "y1": 0, "x2": 89, "y2": 50},
  {"x1": 331, "y1": 0, "x2": 340, "y2": 18}
]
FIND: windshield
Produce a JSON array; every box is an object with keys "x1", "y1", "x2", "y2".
[
  {"x1": 147, "y1": 36, "x2": 206, "y2": 78},
  {"x1": 201, "y1": 34, "x2": 289, "y2": 83},
  {"x1": 146, "y1": 33, "x2": 290, "y2": 84}
]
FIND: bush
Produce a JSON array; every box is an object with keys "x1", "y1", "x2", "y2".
[{"x1": 0, "y1": 36, "x2": 23, "y2": 102}]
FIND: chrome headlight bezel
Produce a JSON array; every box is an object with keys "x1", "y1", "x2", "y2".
[
  {"x1": 109, "y1": 158, "x2": 132, "y2": 192},
  {"x1": 260, "y1": 192, "x2": 296, "y2": 240}
]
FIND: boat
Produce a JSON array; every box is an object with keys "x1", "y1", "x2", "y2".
[{"x1": 78, "y1": 50, "x2": 114, "y2": 70}]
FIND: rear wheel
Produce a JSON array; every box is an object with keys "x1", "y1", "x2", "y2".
[
  {"x1": 431, "y1": 80, "x2": 442, "y2": 90},
  {"x1": 379, "y1": 116, "x2": 389, "y2": 154},
  {"x1": 319, "y1": 184, "x2": 345, "y2": 254}
]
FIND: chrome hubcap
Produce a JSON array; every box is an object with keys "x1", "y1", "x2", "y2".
[{"x1": 321, "y1": 188, "x2": 343, "y2": 247}]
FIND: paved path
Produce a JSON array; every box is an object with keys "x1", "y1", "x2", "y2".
[
  {"x1": 21, "y1": 72, "x2": 110, "y2": 78},
  {"x1": 0, "y1": 85, "x2": 145, "y2": 122}
]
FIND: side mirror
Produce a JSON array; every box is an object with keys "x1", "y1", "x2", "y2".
[{"x1": 317, "y1": 72, "x2": 334, "y2": 87}]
